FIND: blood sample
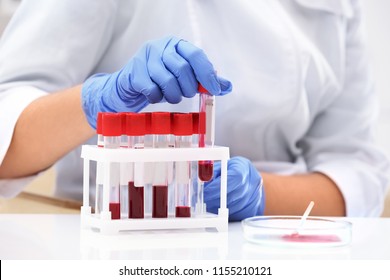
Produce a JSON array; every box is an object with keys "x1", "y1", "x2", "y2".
[
  {"x1": 109, "y1": 202, "x2": 120, "y2": 220},
  {"x1": 151, "y1": 112, "x2": 171, "y2": 218},
  {"x1": 198, "y1": 84, "x2": 214, "y2": 182},
  {"x1": 190, "y1": 112, "x2": 204, "y2": 214},
  {"x1": 102, "y1": 113, "x2": 121, "y2": 220},
  {"x1": 198, "y1": 161, "x2": 214, "y2": 182},
  {"x1": 175, "y1": 206, "x2": 191, "y2": 217},
  {"x1": 173, "y1": 113, "x2": 192, "y2": 217},
  {"x1": 127, "y1": 113, "x2": 146, "y2": 218},
  {"x1": 128, "y1": 181, "x2": 144, "y2": 218},
  {"x1": 152, "y1": 185, "x2": 168, "y2": 218}
]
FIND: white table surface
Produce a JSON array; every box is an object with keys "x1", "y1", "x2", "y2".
[{"x1": 0, "y1": 214, "x2": 389, "y2": 260}]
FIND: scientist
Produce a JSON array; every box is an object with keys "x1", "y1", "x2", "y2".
[{"x1": 0, "y1": 0, "x2": 388, "y2": 219}]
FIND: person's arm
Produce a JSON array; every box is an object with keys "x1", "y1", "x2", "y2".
[
  {"x1": 0, "y1": 86, "x2": 94, "y2": 178},
  {"x1": 262, "y1": 172, "x2": 345, "y2": 216}
]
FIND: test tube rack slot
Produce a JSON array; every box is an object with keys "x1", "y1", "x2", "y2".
[{"x1": 81, "y1": 145, "x2": 229, "y2": 234}]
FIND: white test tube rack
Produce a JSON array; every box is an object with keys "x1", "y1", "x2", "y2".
[{"x1": 80, "y1": 145, "x2": 229, "y2": 234}]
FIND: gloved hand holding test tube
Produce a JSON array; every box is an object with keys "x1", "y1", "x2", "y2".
[{"x1": 198, "y1": 84, "x2": 215, "y2": 182}]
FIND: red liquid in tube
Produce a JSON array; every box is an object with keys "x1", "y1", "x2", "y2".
[
  {"x1": 198, "y1": 161, "x2": 214, "y2": 182},
  {"x1": 109, "y1": 202, "x2": 121, "y2": 220},
  {"x1": 175, "y1": 206, "x2": 191, "y2": 217},
  {"x1": 152, "y1": 185, "x2": 168, "y2": 218},
  {"x1": 128, "y1": 181, "x2": 144, "y2": 218},
  {"x1": 198, "y1": 85, "x2": 214, "y2": 182}
]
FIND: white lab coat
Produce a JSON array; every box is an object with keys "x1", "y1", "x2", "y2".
[{"x1": 0, "y1": 0, "x2": 388, "y2": 216}]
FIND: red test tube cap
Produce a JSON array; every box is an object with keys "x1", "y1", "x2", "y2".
[
  {"x1": 120, "y1": 112, "x2": 127, "y2": 135},
  {"x1": 126, "y1": 113, "x2": 146, "y2": 136},
  {"x1": 198, "y1": 83, "x2": 208, "y2": 94},
  {"x1": 144, "y1": 112, "x2": 152, "y2": 135},
  {"x1": 190, "y1": 112, "x2": 206, "y2": 135},
  {"x1": 102, "y1": 113, "x2": 122, "y2": 136},
  {"x1": 96, "y1": 112, "x2": 103, "y2": 134},
  {"x1": 151, "y1": 112, "x2": 171, "y2": 134},
  {"x1": 172, "y1": 113, "x2": 193, "y2": 136}
]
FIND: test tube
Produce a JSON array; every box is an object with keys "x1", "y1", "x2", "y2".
[
  {"x1": 173, "y1": 113, "x2": 193, "y2": 217},
  {"x1": 198, "y1": 84, "x2": 215, "y2": 182},
  {"x1": 167, "y1": 113, "x2": 176, "y2": 215},
  {"x1": 151, "y1": 112, "x2": 171, "y2": 218},
  {"x1": 143, "y1": 112, "x2": 153, "y2": 215},
  {"x1": 102, "y1": 113, "x2": 121, "y2": 220},
  {"x1": 119, "y1": 112, "x2": 131, "y2": 219},
  {"x1": 127, "y1": 113, "x2": 146, "y2": 218},
  {"x1": 190, "y1": 112, "x2": 206, "y2": 214},
  {"x1": 95, "y1": 112, "x2": 104, "y2": 214}
]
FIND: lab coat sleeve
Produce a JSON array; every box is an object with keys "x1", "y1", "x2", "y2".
[
  {"x1": 301, "y1": 0, "x2": 390, "y2": 216},
  {"x1": 0, "y1": 0, "x2": 118, "y2": 197}
]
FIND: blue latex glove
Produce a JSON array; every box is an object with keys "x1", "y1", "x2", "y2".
[
  {"x1": 82, "y1": 36, "x2": 232, "y2": 128},
  {"x1": 204, "y1": 156, "x2": 265, "y2": 221}
]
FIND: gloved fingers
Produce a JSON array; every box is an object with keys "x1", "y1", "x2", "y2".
[
  {"x1": 225, "y1": 157, "x2": 249, "y2": 190},
  {"x1": 205, "y1": 178, "x2": 260, "y2": 219},
  {"x1": 229, "y1": 185, "x2": 262, "y2": 221},
  {"x1": 225, "y1": 157, "x2": 261, "y2": 208},
  {"x1": 204, "y1": 158, "x2": 247, "y2": 186},
  {"x1": 204, "y1": 167, "x2": 248, "y2": 205},
  {"x1": 228, "y1": 181, "x2": 259, "y2": 214},
  {"x1": 204, "y1": 157, "x2": 248, "y2": 202},
  {"x1": 176, "y1": 40, "x2": 221, "y2": 95},
  {"x1": 217, "y1": 76, "x2": 233, "y2": 95},
  {"x1": 206, "y1": 204, "x2": 219, "y2": 215},
  {"x1": 146, "y1": 43, "x2": 183, "y2": 104},
  {"x1": 204, "y1": 175, "x2": 222, "y2": 202},
  {"x1": 162, "y1": 50, "x2": 198, "y2": 98},
  {"x1": 203, "y1": 174, "x2": 221, "y2": 215},
  {"x1": 125, "y1": 55, "x2": 164, "y2": 104},
  {"x1": 229, "y1": 198, "x2": 261, "y2": 221}
]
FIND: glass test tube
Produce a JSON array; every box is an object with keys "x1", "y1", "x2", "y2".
[
  {"x1": 198, "y1": 84, "x2": 215, "y2": 182},
  {"x1": 102, "y1": 113, "x2": 121, "y2": 220},
  {"x1": 95, "y1": 112, "x2": 104, "y2": 214},
  {"x1": 190, "y1": 112, "x2": 205, "y2": 214},
  {"x1": 151, "y1": 112, "x2": 171, "y2": 218},
  {"x1": 127, "y1": 113, "x2": 146, "y2": 219},
  {"x1": 173, "y1": 113, "x2": 193, "y2": 217},
  {"x1": 167, "y1": 113, "x2": 176, "y2": 215},
  {"x1": 143, "y1": 112, "x2": 153, "y2": 215},
  {"x1": 119, "y1": 112, "x2": 131, "y2": 219}
]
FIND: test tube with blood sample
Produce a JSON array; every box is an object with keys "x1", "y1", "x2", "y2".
[
  {"x1": 172, "y1": 113, "x2": 193, "y2": 217},
  {"x1": 102, "y1": 113, "x2": 121, "y2": 220}
]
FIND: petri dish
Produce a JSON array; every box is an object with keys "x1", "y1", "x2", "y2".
[{"x1": 242, "y1": 216, "x2": 352, "y2": 248}]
